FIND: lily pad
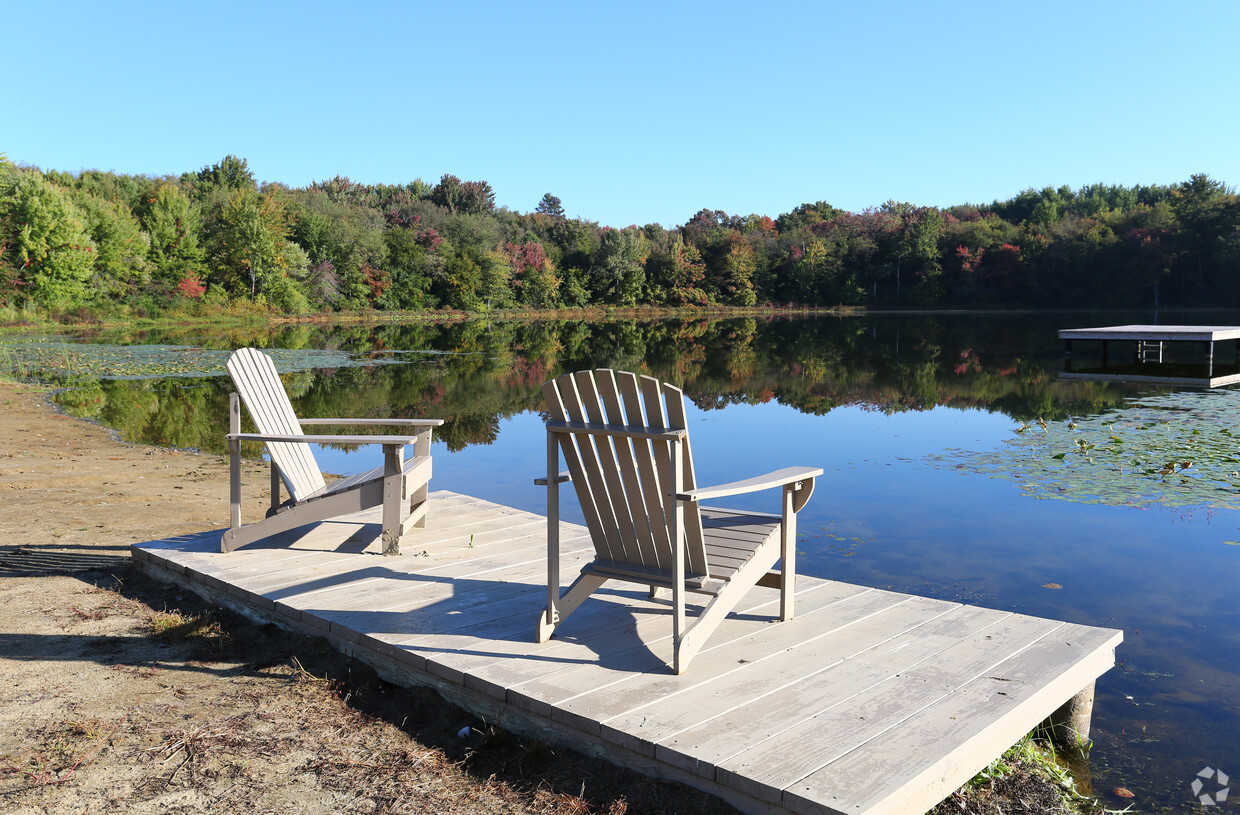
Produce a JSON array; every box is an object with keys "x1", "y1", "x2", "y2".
[
  {"x1": 930, "y1": 389, "x2": 1240, "y2": 510},
  {"x1": 0, "y1": 339, "x2": 425, "y2": 382}
]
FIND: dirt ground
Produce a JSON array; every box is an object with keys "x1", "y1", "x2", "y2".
[{"x1": 0, "y1": 381, "x2": 1080, "y2": 815}]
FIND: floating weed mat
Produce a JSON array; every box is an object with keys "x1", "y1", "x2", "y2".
[
  {"x1": 929, "y1": 389, "x2": 1240, "y2": 509},
  {"x1": 0, "y1": 340, "x2": 426, "y2": 381}
]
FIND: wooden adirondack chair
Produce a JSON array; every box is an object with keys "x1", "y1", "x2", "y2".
[
  {"x1": 222, "y1": 347, "x2": 444, "y2": 555},
  {"x1": 537, "y1": 369, "x2": 822, "y2": 674}
]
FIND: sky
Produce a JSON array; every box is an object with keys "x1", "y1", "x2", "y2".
[{"x1": 5, "y1": 0, "x2": 1239, "y2": 228}]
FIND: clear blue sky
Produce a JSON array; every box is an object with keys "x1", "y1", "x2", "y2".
[{"x1": 5, "y1": 1, "x2": 1238, "y2": 227}]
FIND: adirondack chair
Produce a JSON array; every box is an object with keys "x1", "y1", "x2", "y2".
[
  {"x1": 222, "y1": 347, "x2": 444, "y2": 555},
  {"x1": 537, "y1": 369, "x2": 823, "y2": 674}
]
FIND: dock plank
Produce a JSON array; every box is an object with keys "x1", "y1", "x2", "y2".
[
  {"x1": 708, "y1": 614, "x2": 1064, "y2": 805},
  {"x1": 661, "y1": 603, "x2": 1009, "y2": 782},
  {"x1": 500, "y1": 581, "x2": 876, "y2": 731},
  {"x1": 786, "y1": 624, "x2": 1122, "y2": 815}
]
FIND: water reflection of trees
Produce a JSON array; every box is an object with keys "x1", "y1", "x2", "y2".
[{"x1": 54, "y1": 316, "x2": 1141, "y2": 454}]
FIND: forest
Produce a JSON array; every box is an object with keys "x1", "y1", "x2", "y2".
[{"x1": 1, "y1": 153, "x2": 1238, "y2": 316}]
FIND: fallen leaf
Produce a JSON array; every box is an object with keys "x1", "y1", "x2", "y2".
[
  {"x1": 1042, "y1": 582, "x2": 1062, "y2": 590},
  {"x1": 1113, "y1": 788, "x2": 1135, "y2": 799}
]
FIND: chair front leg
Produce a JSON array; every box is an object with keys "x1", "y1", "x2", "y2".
[
  {"x1": 381, "y1": 443, "x2": 405, "y2": 556},
  {"x1": 780, "y1": 483, "x2": 797, "y2": 621},
  {"x1": 670, "y1": 437, "x2": 687, "y2": 674},
  {"x1": 228, "y1": 393, "x2": 242, "y2": 531},
  {"x1": 780, "y1": 476, "x2": 814, "y2": 621},
  {"x1": 269, "y1": 460, "x2": 282, "y2": 514},
  {"x1": 545, "y1": 431, "x2": 561, "y2": 637},
  {"x1": 408, "y1": 426, "x2": 433, "y2": 528}
]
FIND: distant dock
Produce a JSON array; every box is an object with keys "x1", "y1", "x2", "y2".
[{"x1": 1058, "y1": 324, "x2": 1240, "y2": 387}]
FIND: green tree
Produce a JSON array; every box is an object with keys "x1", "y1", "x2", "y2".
[
  {"x1": 502, "y1": 240, "x2": 559, "y2": 307},
  {"x1": 434, "y1": 246, "x2": 483, "y2": 310},
  {"x1": 431, "y1": 174, "x2": 495, "y2": 216},
  {"x1": 1119, "y1": 202, "x2": 1178, "y2": 308},
  {"x1": 381, "y1": 226, "x2": 438, "y2": 309},
  {"x1": 590, "y1": 228, "x2": 645, "y2": 304},
  {"x1": 883, "y1": 204, "x2": 944, "y2": 303},
  {"x1": 206, "y1": 186, "x2": 308, "y2": 309},
  {"x1": 478, "y1": 249, "x2": 513, "y2": 309},
  {"x1": 76, "y1": 192, "x2": 151, "y2": 300},
  {"x1": 0, "y1": 168, "x2": 97, "y2": 308},
  {"x1": 789, "y1": 239, "x2": 835, "y2": 302},
  {"x1": 645, "y1": 235, "x2": 707, "y2": 305},
  {"x1": 289, "y1": 189, "x2": 387, "y2": 307},
  {"x1": 70, "y1": 169, "x2": 160, "y2": 211},
  {"x1": 775, "y1": 201, "x2": 837, "y2": 233},
  {"x1": 1173, "y1": 173, "x2": 1233, "y2": 298},
  {"x1": 142, "y1": 183, "x2": 206, "y2": 290},
  {"x1": 192, "y1": 154, "x2": 255, "y2": 195},
  {"x1": 535, "y1": 193, "x2": 565, "y2": 220},
  {"x1": 715, "y1": 237, "x2": 758, "y2": 306}
]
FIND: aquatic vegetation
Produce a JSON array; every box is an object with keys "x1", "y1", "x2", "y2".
[
  {"x1": 0, "y1": 339, "x2": 426, "y2": 382},
  {"x1": 931, "y1": 389, "x2": 1240, "y2": 509}
]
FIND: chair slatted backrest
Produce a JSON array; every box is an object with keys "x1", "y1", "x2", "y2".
[
  {"x1": 543, "y1": 369, "x2": 708, "y2": 577},
  {"x1": 227, "y1": 348, "x2": 327, "y2": 502}
]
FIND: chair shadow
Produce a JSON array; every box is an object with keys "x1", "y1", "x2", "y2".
[
  {"x1": 0, "y1": 541, "x2": 131, "y2": 577},
  {"x1": 139, "y1": 528, "x2": 696, "y2": 676},
  {"x1": 0, "y1": 631, "x2": 266, "y2": 678}
]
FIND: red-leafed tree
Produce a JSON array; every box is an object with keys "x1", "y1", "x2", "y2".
[{"x1": 502, "y1": 240, "x2": 559, "y2": 307}]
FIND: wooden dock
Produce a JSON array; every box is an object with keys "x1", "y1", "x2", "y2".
[
  {"x1": 131, "y1": 492, "x2": 1122, "y2": 815},
  {"x1": 1059, "y1": 324, "x2": 1240, "y2": 387}
]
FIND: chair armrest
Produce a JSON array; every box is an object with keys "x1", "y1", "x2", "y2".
[
  {"x1": 226, "y1": 432, "x2": 423, "y2": 446},
  {"x1": 535, "y1": 471, "x2": 572, "y2": 486},
  {"x1": 677, "y1": 466, "x2": 823, "y2": 502},
  {"x1": 299, "y1": 418, "x2": 444, "y2": 427}
]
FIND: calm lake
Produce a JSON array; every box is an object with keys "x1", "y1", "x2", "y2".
[{"x1": 8, "y1": 309, "x2": 1240, "y2": 810}]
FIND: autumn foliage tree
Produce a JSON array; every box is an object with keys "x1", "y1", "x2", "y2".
[{"x1": 3, "y1": 154, "x2": 1239, "y2": 316}]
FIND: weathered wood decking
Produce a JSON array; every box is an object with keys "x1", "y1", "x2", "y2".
[
  {"x1": 1059, "y1": 324, "x2": 1240, "y2": 386},
  {"x1": 131, "y1": 492, "x2": 1121, "y2": 815}
]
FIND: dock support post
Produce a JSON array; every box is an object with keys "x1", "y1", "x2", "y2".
[
  {"x1": 1039, "y1": 680, "x2": 1095, "y2": 755},
  {"x1": 1063, "y1": 339, "x2": 1073, "y2": 371},
  {"x1": 1207, "y1": 341, "x2": 1215, "y2": 377}
]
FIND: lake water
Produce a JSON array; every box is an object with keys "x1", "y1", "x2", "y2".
[{"x1": 10, "y1": 309, "x2": 1240, "y2": 810}]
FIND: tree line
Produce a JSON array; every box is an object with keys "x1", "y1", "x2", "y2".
[{"x1": 1, "y1": 153, "x2": 1237, "y2": 315}]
